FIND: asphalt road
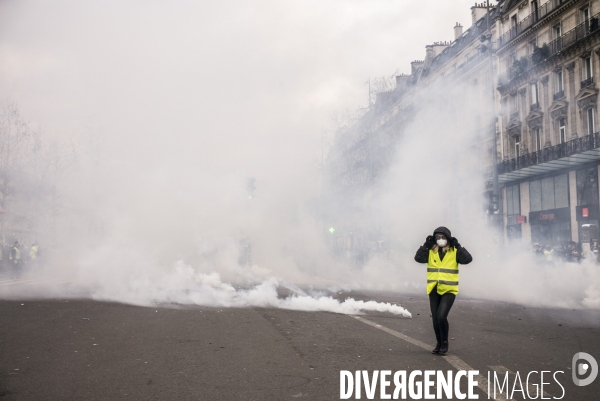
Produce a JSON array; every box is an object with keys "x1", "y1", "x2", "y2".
[{"x1": 1, "y1": 287, "x2": 600, "y2": 400}]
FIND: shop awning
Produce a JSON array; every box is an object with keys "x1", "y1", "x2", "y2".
[
  {"x1": 497, "y1": 132, "x2": 600, "y2": 184},
  {"x1": 499, "y1": 148, "x2": 600, "y2": 183}
]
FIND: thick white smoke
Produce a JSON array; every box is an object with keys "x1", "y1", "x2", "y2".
[{"x1": 1, "y1": 0, "x2": 598, "y2": 314}]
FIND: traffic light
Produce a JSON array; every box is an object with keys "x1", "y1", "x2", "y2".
[{"x1": 246, "y1": 178, "x2": 256, "y2": 199}]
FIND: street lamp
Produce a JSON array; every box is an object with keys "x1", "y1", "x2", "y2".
[{"x1": 484, "y1": 0, "x2": 501, "y2": 220}]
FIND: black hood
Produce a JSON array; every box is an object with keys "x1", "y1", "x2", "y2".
[{"x1": 433, "y1": 226, "x2": 451, "y2": 239}]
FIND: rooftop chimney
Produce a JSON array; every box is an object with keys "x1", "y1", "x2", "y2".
[
  {"x1": 454, "y1": 22, "x2": 463, "y2": 40},
  {"x1": 395, "y1": 74, "x2": 410, "y2": 88},
  {"x1": 471, "y1": 3, "x2": 488, "y2": 26},
  {"x1": 431, "y1": 41, "x2": 450, "y2": 57},
  {"x1": 411, "y1": 60, "x2": 424, "y2": 75}
]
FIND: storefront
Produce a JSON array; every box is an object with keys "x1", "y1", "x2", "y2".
[
  {"x1": 506, "y1": 223, "x2": 522, "y2": 240},
  {"x1": 506, "y1": 214, "x2": 527, "y2": 241},
  {"x1": 576, "y1": 205, "x2": 599, "y2": 242},
  {"x1": 576, "y1": 166, "x2": 599, "y2": 248},
  {"x1": 527, "y1": 173, "x2": 571, "y2": 245},
  {"x1": 505, "y1": 184, "x2": 524, "y2": 241},
  {"x1": 529, "y1": 207, "x2": 571, "y2": 245}
]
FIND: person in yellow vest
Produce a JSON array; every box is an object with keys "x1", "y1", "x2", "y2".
[
  {"x1": 9, "y1": 241, "x2": 21, "y2": 264},
  {"x1": 543, "y1": 244, "x2": 554, "y2": 262},
  {"x1": 29, "y1": 242, "x2": 40, "y2": 268},
  {"x1": 30, "y1": 242, "x2": 39, "y2": 259},
  {"x1": 9, "y1": 240, "x2": 21, "y2": 277},
  {"x1": 414, "y1": 226, "x2": 472, "y2": 355}
]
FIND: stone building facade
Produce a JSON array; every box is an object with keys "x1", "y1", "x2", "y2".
[
  {"x1": 325, "y1": 3, "x2": 497, "y2": 262},
  {"x1": 495, "y1": 0, "x2": 600, "y2": 251},
  {"x1": 326, "y1": 0, "x2": 600, "y2": 262}
]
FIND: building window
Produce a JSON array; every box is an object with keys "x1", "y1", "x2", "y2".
[
  {"x1": 509, "y1": 51, "x2": 516, "y2": 64},
  {"x1": 587, "y1": 108, "x2": 595, "y2": 134},
  {"x1": 511, "y1": 14, "x2": 518, "y2": 28},
  {"x1": 577, "y1": 167, "x2": 599, "y2": 206},
  {"x1": 515, "y1": 135, "x2": 521, "y2": 158},
  {"x1": 582, "y1": 6, "x2": 590, "y2": 24},
  {"x1": 535, "y1": 127, "x2": 541, "y2": 151},
  {"x1": 529, "y1": 38, "x2": 537, "y2": 54},
  {"x1": 555, "y1": 70, "x2": 564, "y2": 93},
  {"x1": 559, "y1": 118, "x2": 566, "y2": 143},
  {"x1": 506, "y1": 184, "x2": 521, "y2": 216},
  {"x1": 510, "y1": 94, "x2": 518, "y2": 113},
  {"x1": 531, "y1": 82, "x2": 539, "y2": 105},
  {"x1": 584, "y1": 56, "x2": 593, "y2": 80},
  {"x1": 553, "y1": 24, "x2": 562, "y2": 39},
  {"x1": 530, "y1": 174, "x2": 569, "y2": 212}
]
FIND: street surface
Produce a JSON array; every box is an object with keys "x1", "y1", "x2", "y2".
[{"x1": 1, "y1": 279, "x2": 600, "y2": 400}]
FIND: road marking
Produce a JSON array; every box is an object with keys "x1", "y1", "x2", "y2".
[
  {"x1": 352, "y1": 315, "x2": 507, "y2": 401},
  {"x1": 0, "y1": 278, "x2": 31, "y2": 284},
  {"x1": 0, "y1": 278, "x2": 72, "y2": 287},
  {"x1": 489, "y1": 365, "x2": 553, "y2": 399},
  {"x1": 0, "y1": 279, "x2": 40, "y2": 286},
  {"x1": 489, "y1": 366, "x2": 513, "y2": 375}
]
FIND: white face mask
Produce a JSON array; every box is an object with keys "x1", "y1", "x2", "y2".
[{"x1": 437, "y1": 239, "x2": 447, "y2": 247}]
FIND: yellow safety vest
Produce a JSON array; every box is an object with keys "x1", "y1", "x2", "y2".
[
  {"x1": 30, "y1": 245, "x2": 39, "y2": 259},
  {"x1": 9, "y1": 247, "x2": 20, "y2": 261},
  {"x1": 427, "y1": 248, "x2": 459, "y2": 295}
]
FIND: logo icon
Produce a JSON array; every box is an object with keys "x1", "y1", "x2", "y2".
[{"x1": 572, "y1": 352, "x2": 598, "y2": 386}]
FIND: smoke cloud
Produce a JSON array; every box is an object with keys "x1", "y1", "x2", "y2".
[{"x1": 0, "y1": 1, "x2": 598, "y2": 315}]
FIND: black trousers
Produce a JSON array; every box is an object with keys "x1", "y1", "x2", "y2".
[{"x1": 428, "y1": 285, "x2": 456, "y2": 343}]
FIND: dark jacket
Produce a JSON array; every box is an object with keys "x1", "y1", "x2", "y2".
[{"x1": 414, "y1": 244, "x2": 473, "y2": 264}]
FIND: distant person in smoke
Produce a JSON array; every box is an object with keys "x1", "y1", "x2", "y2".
[
  {"x1": 414, "y1": 227, "x2": 472, "y2": 355},
  {"x1": 565, "y1": 241, "x2": 581, "y2": 263},
  {"x1": 543, "y1": 244, "x2": 554, "y2": 262},
  {"x1": 591, "y1": 239, "x2": 599, "y2": 255},
  {"x1": 29, "y1": 242, "x2": 40, "y2": 269},
  {"x1": 9, "y1": 240, "x2": 21, "y2": 277}
]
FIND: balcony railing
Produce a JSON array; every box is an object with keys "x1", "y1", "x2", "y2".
[
  {"x1": 530, "y1": 102, "x2": 540, "y2": 111},
  {"x1": 510, "y1": 111, "x2": 520, "y2": 121},
  {"x1": 581, "y1": 76, "x2": 595, "y2": 89},
  {"x1": 498, "y1": 17, "x2": 534, "y2": 48},
  {"x1": 498, "y1": 131, "x2": 600, "y2": 174},
  {"x1": 537, "y1": 0, "x2": 567, "y2": 21},
  {"x1": 553, "y1": 90, "x2": 565, "y2": 101},
  {"x1": 498, "y1": 55, "x2": 532, "y2": 85},
  {"x1": 499, "y1": 12, "x2": 600, "y2": 87},
  {"x1": 498, "y1": 0, "x2": 566, "y2": 48},
  {"x1": 547, "y1": 18, "x2": 599, "y2": 56}
]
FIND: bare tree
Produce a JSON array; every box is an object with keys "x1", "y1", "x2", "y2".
[
  {"x1": 371, "y1": 69, "x2": 401, "y2": 97},
  {"x1": 0, "y1": 102, "x2": 33, "y2": 238},
  {"x1": 0, "y1": 102, "x2": 77, "y2": 242}
]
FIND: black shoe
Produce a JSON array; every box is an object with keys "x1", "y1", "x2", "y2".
[
  {"x1": 431, "y1": 343, "x2": 441, "y2": 354},
  {"x1": 439, "y1": 341, "x2": 449, "y2": 354}
]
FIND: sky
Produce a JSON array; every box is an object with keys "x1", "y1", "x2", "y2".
[{"x1": 0, "y1": 0, "x2": 479, "y2": 177}]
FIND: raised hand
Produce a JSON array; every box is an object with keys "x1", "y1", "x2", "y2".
[{"x1": 425, "y1": 235, "x2": 436, "y2": 249}]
